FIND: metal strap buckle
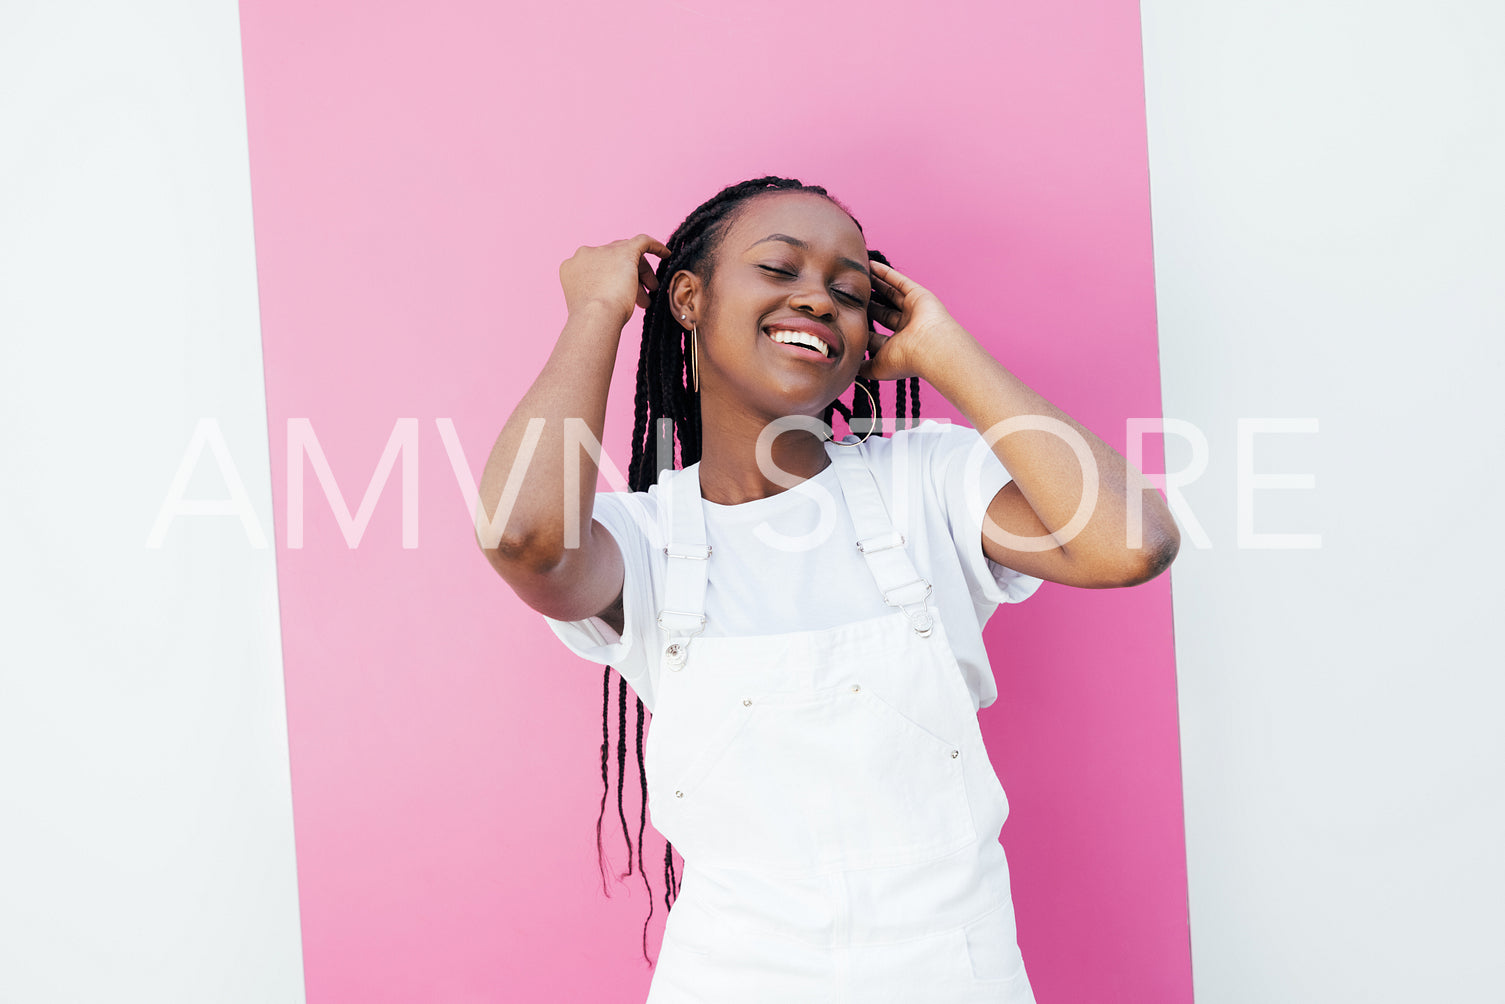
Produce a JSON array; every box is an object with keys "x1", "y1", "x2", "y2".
[
  {"x1": 881, "y1": 579, "x2": 934, "y2": 637},
  {"x1": 663, "y1": 544, "x2": 712, "y2": 560},
  {"x1": 881, "y1": 579, "x2": 932, "y2": 608},
  {"x1": 855, "y1": 532, "x2": 906, "y2": 554},
  {"x1": 657, "y1": 609, "x2": 707, "y2": 633}
]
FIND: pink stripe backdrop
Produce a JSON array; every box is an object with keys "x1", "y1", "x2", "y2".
[{"x1": 238, "y1": 0, "x2": 1189, "y2": 1000}]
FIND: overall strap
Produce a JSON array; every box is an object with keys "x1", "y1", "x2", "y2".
[
  {"x1": 830, "y1": 445, "x2": 935, "y2": 637},
  {"x1": 657, "y1": 463, "x2": 710, "y2": 670}
]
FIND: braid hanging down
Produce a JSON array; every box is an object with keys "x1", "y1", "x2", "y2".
[{"x1": 595, "y1": 176, "x2": 923, "y2": 965}]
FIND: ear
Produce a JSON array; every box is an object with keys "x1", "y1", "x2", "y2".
[{"x1": 667, "y1": 268, "x2": 703, "y2": 331}]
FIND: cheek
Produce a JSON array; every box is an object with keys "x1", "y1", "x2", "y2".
[
  {"x1": 848, "y1": 305, "x2": 875, "y2": 339},
  {"x1": 710, "y1": 280, "x2": 769, "y2": 321}
]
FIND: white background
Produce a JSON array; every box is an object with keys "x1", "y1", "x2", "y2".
[
  {"x1": 0, "y1": 1, "x2": 305, "y2": 1002},
  {"x1": 1142, "y1": 0, "x2": 1504, "y2": 1000}
]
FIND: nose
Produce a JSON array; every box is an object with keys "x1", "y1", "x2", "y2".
[{"x1": 788, "y1": 279, "x2": 836, "y2": 321}]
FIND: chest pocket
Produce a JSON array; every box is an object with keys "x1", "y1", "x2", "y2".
[{"x1": 652, "y1": 682, "x2": 976, "y2": 873}]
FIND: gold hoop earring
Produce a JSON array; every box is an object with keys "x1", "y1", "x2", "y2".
[
  {"x1": 829, "y1": 380, "x2": 877, "y2": 447},
  {"x1": 681, "y1": 313, "x2": 699, "y2": 393},
  {"x1": 690, "y1": 325, "x2": 699, "y2": 393}
]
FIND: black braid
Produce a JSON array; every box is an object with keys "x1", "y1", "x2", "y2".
[
  {"x1": 626, "y1": 318, "x2": 654, "y2": 494},
  {"x1": 594, "y1": 666, "x2": 611, "y2": 896},
  {"x1": 633, "y1": 696, "x2": 653, "y2": 959},
  {"x1": 894, "y1": 376, "x2": 906, "y2": 432},
  {"x1": 614, "y1": 674, "x2": 631, "y2": 879},
  {"x1": 595, "y1": 177, "x2": 925, "y2": 966}
]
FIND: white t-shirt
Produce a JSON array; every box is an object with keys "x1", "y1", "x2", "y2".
[{"x1": 544, "y1": 420, "x2": 1045, "y2": 713}]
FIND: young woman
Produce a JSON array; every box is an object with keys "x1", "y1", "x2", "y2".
[{"x1": 478, "y1": 176, "x2": 1179, "y2": 1003}]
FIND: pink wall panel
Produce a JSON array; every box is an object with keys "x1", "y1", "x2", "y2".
[{"x1": 238, "y1": 0, "x2": 1188, "y2": 1000}]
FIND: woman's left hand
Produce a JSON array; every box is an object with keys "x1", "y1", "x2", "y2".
[{"x1": 860, "y1": 258, "x2": 969, "y2": 382}]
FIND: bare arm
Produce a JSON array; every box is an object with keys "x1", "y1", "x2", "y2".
[
  {"x1": 475, "y1": 234, "x2": 670, "y2": 632},
  {"x1": 862, "y1": 258, "x2": 1180, "y2": 588},
  {"x1": 924, "y1": 336, "x2": 1179, "y2": 587}
]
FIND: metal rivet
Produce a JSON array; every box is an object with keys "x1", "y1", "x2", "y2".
[
  {"x1": 742, "y1": 698, "x2": 752, "y2": 706},
  {"x1": 665, "y1": 642, "x2": 687, "y2": 670},
  {"x1": 950, "y1": 750, "x2": 960, "y2": 759},
  {"x1": 851, "y1": 684, "x2": 861, "y2": 692},
  {"x1": 675, "y1": 790, "x2": 683, "y2": 798}
]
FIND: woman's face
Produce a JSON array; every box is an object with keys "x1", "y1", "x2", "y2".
[{"x1": 686, "y1": 192, "x2": 873, "y2": 421}]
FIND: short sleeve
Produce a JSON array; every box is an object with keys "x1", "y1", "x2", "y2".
[
  {"x1": 927, "y1": 421, "x2": 1046, "y2": 609},
  {"x1": 542, "y1": 491, "x2": 662, "y2": 709}
]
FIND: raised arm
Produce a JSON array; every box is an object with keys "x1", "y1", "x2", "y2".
[
  {"x1": 475, "y1": 234, "x2": 670, "y2": 630},
  {"x1": 861, "y1": 258, "x2": 1181, "y2": 588}
]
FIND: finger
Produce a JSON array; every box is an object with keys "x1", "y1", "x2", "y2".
[
  {"x1": 636, "y1": 285, "x2": 651, "y2": 310},
  {"x1": 865, "y1": 326, "x2": 890, "y2": 358},
  {"x1": 858, "y1": 352, "x2": 892, "y2": 382},
  {"x1": 633, "y1": 234, "x2": 673, "y2": 259},
  {"x1": 868, "y1": 299, "x2": 903, "y2": 331},
  {"x1": 871, "y1": 274, "x2": 904, "y2": 308},
  {"x1": 869, "y1": 258, "x2": 925, "y2": 297},
  {"x1": 861, "y1": 352, "x2": 899, "y2": 382},
  {"x1": 637, "y1": 254, "x2": 659, "y2": 293},
  {"x1": 872, "y1": 275, "x2": 903, "y2": 302}
]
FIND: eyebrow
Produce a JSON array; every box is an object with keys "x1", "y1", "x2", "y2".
[{"x1": 746, "y1": 234, "x2": 871, "y2": 279}]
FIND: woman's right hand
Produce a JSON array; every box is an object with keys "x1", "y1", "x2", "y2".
[{"x1": 558, "y1": 234, "x2": 673, "y2": 326}]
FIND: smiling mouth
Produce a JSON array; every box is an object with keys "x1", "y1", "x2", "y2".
[{"x1": 765, "y1": 328, "x2": 834, "y2": 359}]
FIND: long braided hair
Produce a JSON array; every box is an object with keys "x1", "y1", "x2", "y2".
[{"x1": 597, "y1": 176, "x2": 922, "y2": 964}]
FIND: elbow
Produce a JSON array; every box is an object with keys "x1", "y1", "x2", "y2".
[
  {"x1": 1075, "y1": 524, "x2": 1179, "y2": 589},
  {"x1": 1144, "y1": 536, "x2": 1181, "y2": 583},
  {"x1": 476, "y1": 520, "x2": 567, "y2": 578},
  {"x1": 471, "y1": 486, "x2": 568, "y2": 575},
  {"x1": 1123, "y1": 525, "x2": 1180, "y2": 586}
]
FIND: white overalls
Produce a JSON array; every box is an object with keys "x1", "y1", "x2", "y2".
[{"x1": 643, "y1": 444, "x2": 1037, "y2": 1004}]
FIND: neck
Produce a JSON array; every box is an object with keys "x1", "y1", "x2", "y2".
[{"x1": 695, "y1": 396, "x2": 831, "y2": 505}]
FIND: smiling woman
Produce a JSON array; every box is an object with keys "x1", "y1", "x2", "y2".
[
  {"x1": 475, "y1": 176, "x2": 1179, "y2": 1004},
  {"x1": 674, "y1": 189, "x2": 896, "y2": 495}
]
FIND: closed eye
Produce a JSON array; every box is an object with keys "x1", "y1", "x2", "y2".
[{"x1": 759, "y1": 265, "x2": 868, "y2": 306}]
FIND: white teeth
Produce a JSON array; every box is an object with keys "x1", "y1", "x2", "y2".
[{"x1": 767, "y1": 329, "x2": 831, "y2": 358}]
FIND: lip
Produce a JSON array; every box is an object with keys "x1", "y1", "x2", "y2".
[{"x1": 762, "y1": 318, "x2": 841, "y2": 361}]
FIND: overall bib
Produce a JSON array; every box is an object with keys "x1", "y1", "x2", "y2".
[{"x1": 644, "y1": 444, "x2": 1037, "y2": 1004}]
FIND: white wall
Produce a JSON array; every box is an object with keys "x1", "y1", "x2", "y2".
[
  {"x1": 0, "y1": 2, "x2": 305, "y2": 1002},
  {"x1": 1141, "y1": 1, "x2": 1505, "y2": 1001}
]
